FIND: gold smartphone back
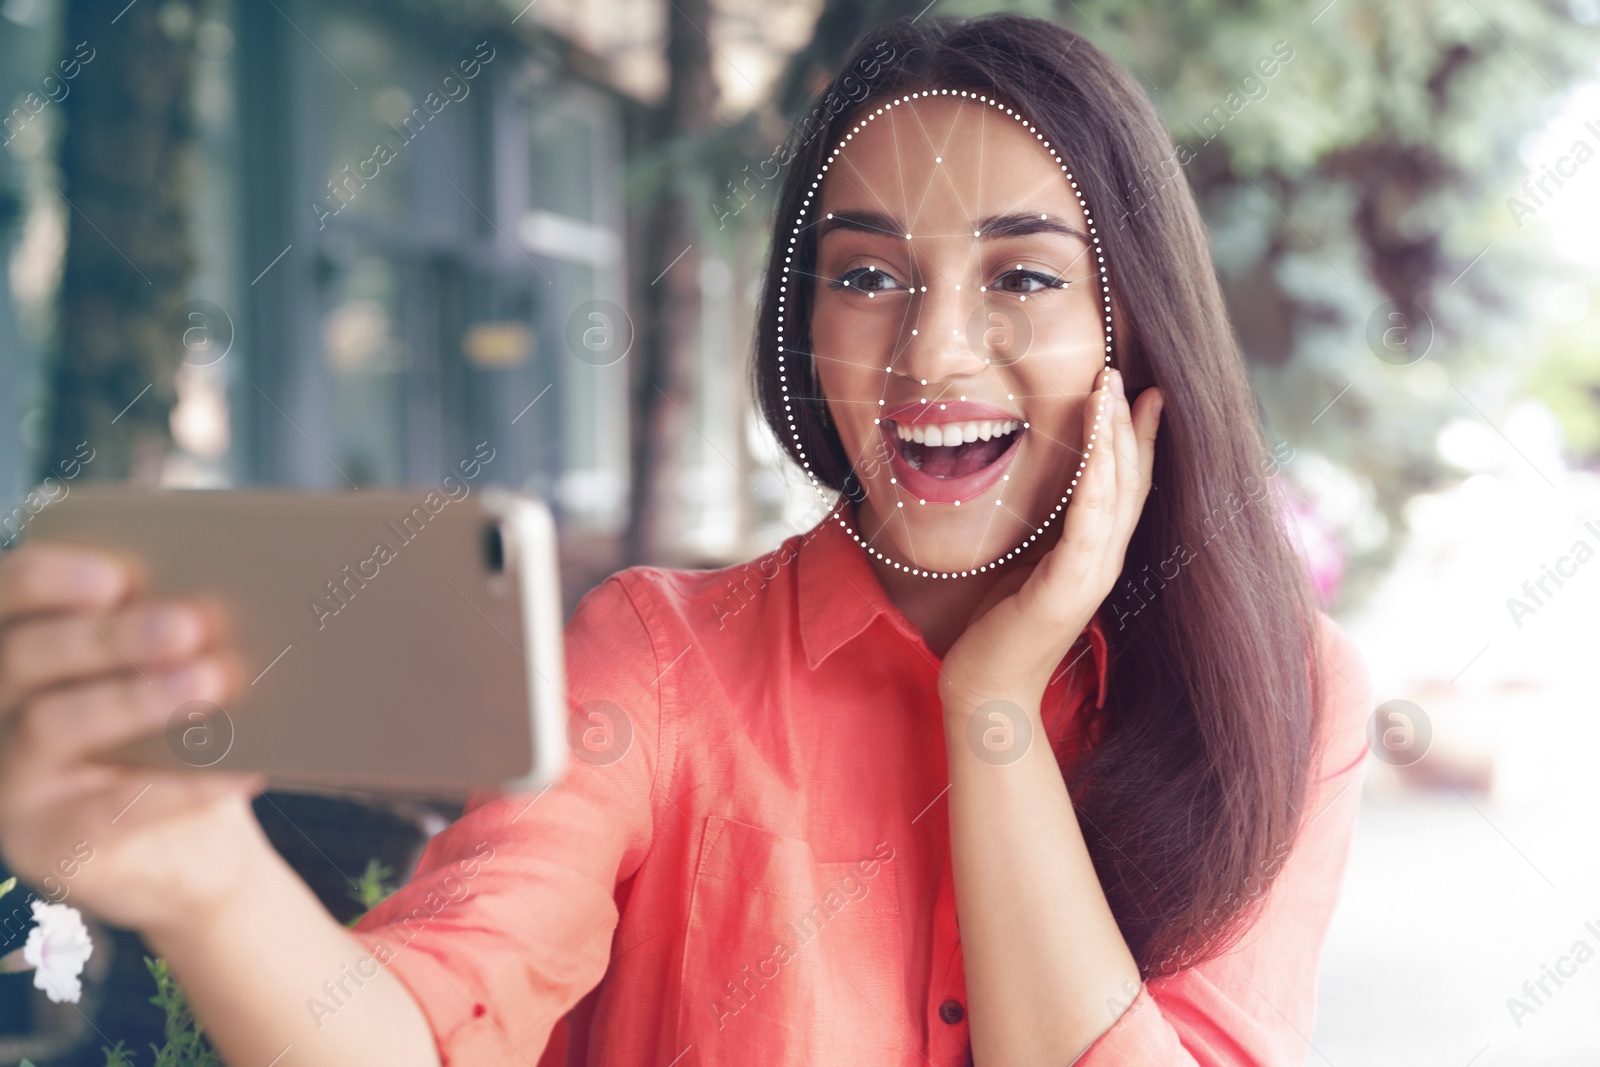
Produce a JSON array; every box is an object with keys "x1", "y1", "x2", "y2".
[{"x1": 28, "y1": 485, "x2": 568, "y2": 798}]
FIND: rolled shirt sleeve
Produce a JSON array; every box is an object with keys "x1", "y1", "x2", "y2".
[
  {"x1": 1070, "y1": 615, "x2": 1373, "y2": 1066},
  {"x1": 349, "y1": 574, "x2": 665, "y2": 1066}
]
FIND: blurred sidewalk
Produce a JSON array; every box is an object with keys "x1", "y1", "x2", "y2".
[{"x1": 1314, "y1": 401, "x2": 1600, "y2": 1064}]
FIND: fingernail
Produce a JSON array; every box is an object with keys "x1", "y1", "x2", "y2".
[
  {"x1": 1111, "y1": 369, "x2": 1125, "y2": 398},
  {"x1": 163, "y1": 662, "x2": 201, "y2": 698},
  {"x1": 164, "y1": 659, "x2": 219, "y2": 699},
  {"x1": 68, "y1": 557, "x2": 121, "y2": 598},
  {"x1": 144, "y1": 606, "x2": 198, "y2": 649}
]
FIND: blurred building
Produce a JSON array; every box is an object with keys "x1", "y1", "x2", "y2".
[
  {"x1": 192, "y1": 0, "x2": 639, "y2": 589},
  {"x1": 1, "y1": 0, "x2": 813, "y2": 615},
  {"x1": 0, "y1": 0, "x2": 805, "y2": 1061}
]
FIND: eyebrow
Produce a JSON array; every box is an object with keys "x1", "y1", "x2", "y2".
[{"x1": 816, "y1": 209, "x2": 1090, "y2": 244}]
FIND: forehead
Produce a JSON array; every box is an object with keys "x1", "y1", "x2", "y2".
[{"x1": 815, "y1": 96, "x2": 1088, "y2": 232}]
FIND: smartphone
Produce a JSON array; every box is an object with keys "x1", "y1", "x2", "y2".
[{"x1": 27, "y1": 484, "x2": 567, "y2": 798}]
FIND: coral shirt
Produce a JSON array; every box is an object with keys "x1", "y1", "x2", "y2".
[{"x1": 350, "y1": 509, "x2": 1369, "y2": 1066}]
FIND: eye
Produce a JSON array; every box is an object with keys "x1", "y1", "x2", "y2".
[
  {"x1": 990, "y1": 267, "x2": 1068, "y2": 294},
  {"x1": 826, "y1": 265, "x2": 907, "y2": 294}
]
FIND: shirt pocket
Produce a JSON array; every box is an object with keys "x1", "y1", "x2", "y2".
[{"x1": 674, "y1": 816, "x2": 906, "y2": 1064}]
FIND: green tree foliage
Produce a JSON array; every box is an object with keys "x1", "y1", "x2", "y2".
[
  {"x1": 703, "y1": 0, "x2": 1600, "y2": 604},
  {"x1": 43, "y1": 0, "x2": 203, "y2": 483}
]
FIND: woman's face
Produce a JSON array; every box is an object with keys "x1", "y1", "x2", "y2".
[{"x1": 810, "y1": 95, "x2": 1109, "y2": 576}]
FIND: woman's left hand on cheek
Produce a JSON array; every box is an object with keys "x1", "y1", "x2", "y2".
[{"x1": 937, "y1": 366, "x2": 1162, "y2": 712}]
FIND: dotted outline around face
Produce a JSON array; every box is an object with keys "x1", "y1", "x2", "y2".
[{"x1": 780, "y1": 88, "x2": 1114, "y2": 579}]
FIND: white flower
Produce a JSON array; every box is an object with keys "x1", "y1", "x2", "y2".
[{"x1": 22, "y1": 900, "x2": 94, "y2": 1004}]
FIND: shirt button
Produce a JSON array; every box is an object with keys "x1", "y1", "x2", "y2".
[{"x1": 939, "y1": 998, "x2": 965, "y2": 1024}]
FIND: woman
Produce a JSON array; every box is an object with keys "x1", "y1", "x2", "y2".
[{"x1": 0, "y1": 13, "x2": 1370, "y2": 1066}]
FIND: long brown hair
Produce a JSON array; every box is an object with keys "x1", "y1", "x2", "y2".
[{"x1": 749, "y1": 12, "x2": 1328, "y2": 979}]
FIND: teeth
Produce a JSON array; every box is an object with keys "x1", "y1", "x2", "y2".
[{"x1": 895, "y1": 419, "x2": 1019, "y2": 446}]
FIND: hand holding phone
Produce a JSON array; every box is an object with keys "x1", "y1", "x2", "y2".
[
  {"x1": 23, "y1": 485, "x2": 567, "y2": 797},
  {"x1": 0, "y1": 540, "x2": 267, "y2": 934},
  {"x1": 0, "y1": 536, "x2": 447, "y2": 1062}
]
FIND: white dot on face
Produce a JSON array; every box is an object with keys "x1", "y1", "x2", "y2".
[
  {"x1": 906, "y1": 234, "x2": 913, "y2": 240},
  {"x1": 911, "y1": 329, "x2": 918, "y2": 336},
  {"x1": 936, "y1": 156, "x2": 942, "y2": 163}
]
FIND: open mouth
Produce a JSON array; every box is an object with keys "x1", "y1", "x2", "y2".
[
  {"x1": 880, "y1": 413, "x2": 1026, "y2": 505},
  {"x1": 894, "y1": 418, "x2": 1022, "y2": 478}
]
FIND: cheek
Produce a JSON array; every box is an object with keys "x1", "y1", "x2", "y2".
[
  {"x1": 811, "y1": 305, "x2": 896, "y2": 415},
  {"x1": 1007, "y1": 314, "x2": 1107, "y2": 426},
  {"x1": 811, "y1": 292, "x2": 902, "y2": 366},
  {"x1": 814, "y1": 362, "x2": 875, "y2": 457},
  {"x1": 1030, "y1": 299, "x2": 1108, "y2": 363},
  {"x1": 1013, "y1": 389, "x2": 1089, "y2": 493}
]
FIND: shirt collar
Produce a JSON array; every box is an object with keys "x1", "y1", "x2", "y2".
[{"x1": 794, "y1": 507, "x2": 1110, "y2": 710}]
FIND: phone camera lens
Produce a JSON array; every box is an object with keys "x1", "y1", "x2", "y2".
[{"x1": 482, "y1": 523, "x2": 505, "y2": 573}]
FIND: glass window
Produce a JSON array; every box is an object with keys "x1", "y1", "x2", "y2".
[{"x1": 321, "y1": 252, "x2": 407, "y2": 485}]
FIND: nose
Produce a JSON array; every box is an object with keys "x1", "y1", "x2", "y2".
[{"x1": 894, "y1": 278, "x2": 988, "y2": 389}]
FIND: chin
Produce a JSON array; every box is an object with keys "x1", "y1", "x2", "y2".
[{"x1": 861, "y1": 501, "x2": 1051, "y2": 577}]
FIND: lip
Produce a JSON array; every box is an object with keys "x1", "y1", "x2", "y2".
[
  {"x1": 882, "y1": 398, "x2": 1023, "y2": 424},
  {"x1": 878, "y1": 400, "x2": 1026, "y2": 505}
]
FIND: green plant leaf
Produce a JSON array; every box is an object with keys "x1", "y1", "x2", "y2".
[{"x1": 345, "y1": 857, "x2": 398, "y2": 926}]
